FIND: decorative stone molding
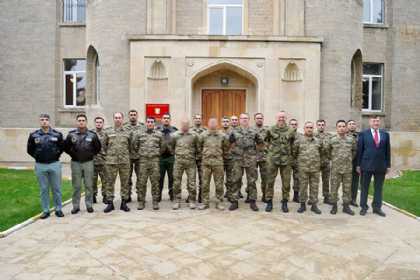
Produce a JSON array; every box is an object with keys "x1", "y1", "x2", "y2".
[
  {"x1": 282, "y1": 62, "x2": 302, "y2": 82},
  {"x1": 148, "y1": 59, "x2": 168, "y2": 80}
]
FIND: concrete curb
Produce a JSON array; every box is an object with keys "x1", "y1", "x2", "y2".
[{"x1": 368, "y1": 194, "x2": 419, "y2": 220}]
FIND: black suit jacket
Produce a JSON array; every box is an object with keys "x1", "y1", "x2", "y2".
[{"x1": 356, "y1": 129, "x2": 391, "y2": 173}]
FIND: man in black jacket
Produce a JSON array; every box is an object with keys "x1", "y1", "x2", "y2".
[
  {"x1": 64, "y1": 114, "x2": 101, "y2": 214},
  {"x1": 27, "y1": 113, "x2": 65, "y2": 219}
]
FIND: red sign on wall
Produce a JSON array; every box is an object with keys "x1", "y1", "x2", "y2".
[{"x1": 145, "y1": 104, "x2": 170, "y2": 122}]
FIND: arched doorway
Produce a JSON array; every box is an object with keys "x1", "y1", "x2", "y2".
[{"x1": 190, "y1": 62, "x2": 258, "y2": 126}]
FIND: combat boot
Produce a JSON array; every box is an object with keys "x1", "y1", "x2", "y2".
[
  {"x1": 189, "y1": 202, "x2": 196, "y2": 209},
  {"x1": 281, "y1": 200, "x2": 289, "y2": 213},
  {"x1": 292, "y1": 191, "x2": 299, "y2": 203},
  {"x1": 311, "y1": 204, "x2": 322, "y2": 215},
  {"x1": 137, "y1": 201, "x2": 145, "y2": 210},
  {"x1": 104, "y1": 202, "x2": 115, "y2": 213},
  {"x1": 216, "y1": 201, "x2": 225, "y2": 211},
  {"x1": 330, "y1": 203, "x2": 338, "y2": 215},
  {"x1": 229, "y1": 201, "x2": 239, "y2": 211},
  {"x1": 265, "y1": 200, "x2": 273, "y2": 212},
  {"x1": 120, "y1": 200, "x2": 130, "y2": 212},
  {"x1": 343, "y1": 204, "x2": 355, "y2": 216},
  {"x1": 249, "y1": 200, "x2": 259, "y2": 211},
  {"x1": 153, "y1": 201, "x2": 160, "y2": 210},
  {"x1": 172, "y1": 201, "x2": 180, "y2": 210},
  {"x1": 297, "y1": 203, "x2": 306, "y2": 213}
]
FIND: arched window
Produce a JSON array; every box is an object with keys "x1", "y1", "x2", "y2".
[{"x1": 87, "y1": 46, "x2": 100, "y2": 105}]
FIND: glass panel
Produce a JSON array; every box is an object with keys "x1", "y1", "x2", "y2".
[
  {"x1": 209, "y1": 7, "x2": 224, "y2": 35},
  {"x1": 65, "y1": 74, "x2": 74, "y2": 106},
  {"x1": 371, "y1": 77, "x2": 382, "y2": 110},
  {"x1": 372, "y1": 0, "x2": 384, "y2": 23},
  {"x1": 208, "y1": 0, "x2": 242, "y2": 5},
  {"x1": 77, "y1": 0, "x2": 86, "y2": 23},
  {"x1": 76, "y1": 72, "x2": 86, "y2": 106},
  {"x1": 362, "y1": 77, "x2": 369, "y2": 109},
  {"x1": 363, "y1": 0, "x2": 371, "y2": 22},
  {"x1": 64, "y1": 59, "x2": 86, "y2": 71},
  {"x1": 226, "y1": 6, "x2": 242, "y2": 35},
  {"x1": 363, "y1": 63, "x2": 382, "y2": 75}
]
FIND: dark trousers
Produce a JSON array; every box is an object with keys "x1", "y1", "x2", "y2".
[
  {"x1": 351, "y1": 165, "x2": 360, "y2": 201},
  {"x1": 360, "y1": 171, "x2": 385, "y2": 210},
  {"x1": 159, "y1": 156, "x2": 174, "y2": 195}
]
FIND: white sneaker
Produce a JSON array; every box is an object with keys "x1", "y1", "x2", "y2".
[
  {"x1": 216, "y1": 202, "x2": 225, "y2": 211},
  {"x1": 189, "y1": 202, "x2": 196, "y2": 209},
  {"x1": 172, "y1": 202, "x2": 180, "y2": 210}
]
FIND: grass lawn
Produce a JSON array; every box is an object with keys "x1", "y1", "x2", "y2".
[
  {"x1": 369, "y1": 170, "x2": 420, "y2": 217},
  {"x1": 0, "y1": 168, "x2": 72, "y2": 232}
]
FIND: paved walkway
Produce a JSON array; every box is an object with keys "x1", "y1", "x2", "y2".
[{"x1": 1, "y1": 174, "x2": 420, "y2": 279}]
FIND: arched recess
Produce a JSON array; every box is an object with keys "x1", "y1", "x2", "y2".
[
  {"x1": 351, "y1": 49, "x2": 363, "y2": 109},
  {"x1": 86, "y1": 45, "x2": 100, "y2": 105},
  {"x1": 282, "y1": 62, "x2": 302, "y2": 82}
]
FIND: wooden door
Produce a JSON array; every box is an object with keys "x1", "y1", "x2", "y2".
[{"x1": 202, "y1": 89, "x2": 246, "y2": 127}]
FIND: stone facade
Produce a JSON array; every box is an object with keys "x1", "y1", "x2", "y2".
[{"x1": 0, "y1": 0, "x2": 420, "y2": 166}]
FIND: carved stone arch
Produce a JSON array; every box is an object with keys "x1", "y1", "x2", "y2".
[
  {"x1": 351, "y1": 49, "x2": 363, "y2": 109},
  {"x1": 148, "y1": 59, "x2": 168, "y2": 80},
  {"x1": 86, "y1": 45, "x2": 100, "y2": 105},
  {"x1": 282, "y1": 62, "x2": 302, "y2": 82}
]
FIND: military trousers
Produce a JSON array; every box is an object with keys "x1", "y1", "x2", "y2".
[
  {"x1": 93, "y1": 164, "x2": 106, "y2": 198},
  {"x1": 128, "y1": 158, "x2": 140, "y2": 197},
  {"x1": 71, "y1": 160, "x2": 94, "y2": 209},
  {"x1": 105, "y1": 163, "x2": 130, "y2": 202},
  {"x1": 202, "y1": 164, "x2": 225, "y2": 204},
  {"x1": 173, "y1": 160, "x2": 197, "y2": 202},
  {"x1": 330, "y1": 171, "x2": 352, "y2": 204},
  {"x1": 320, "y1": 163, "x2": 331, "y2": 198},
  {"x1": 231, "y1": 162, "x2": 257, "y2": 202},
  {"x1": 266, "y1": 162, "x2": 292, "y2": 201},
  {"x1": 224, "y1": 159, "x2": 235, "y2": 200},
  {"x1": 291, "y1": 163, "x2": 299, "y2": 192},
  {"x1": 136, "y1": 159, "x2": 160, "y2": 203},
  {"x1": 196, "y1": 159, "x2": 203, "y2": 191},
  {"x1": 256, "y1": 160, "x2": 268, "y2": 198},
  {"x1": 299, "y1": 171, "x2": 320, "y2": 204}
]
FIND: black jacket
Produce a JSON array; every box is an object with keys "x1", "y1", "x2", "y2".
[
  {"x1": 27, "y1": 128, "x2": 64, "y2": 163},
  {"x1": 356, "y1": 129, "x2": 391, "y2": 173},
  {"x1": 157, "y1": 125, "x2": 178, "y2": 158},
  {"x1": 64, "y1": 129, "x2": 101, "y2": 162}
]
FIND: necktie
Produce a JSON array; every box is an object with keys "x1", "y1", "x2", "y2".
[{"x1": 374, "y1": 129, "x2": 379, "y2": 147}]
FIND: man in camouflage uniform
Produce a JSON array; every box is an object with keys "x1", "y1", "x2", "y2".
[
  {"x1": 289, "y1": 118, "x2": 301, "y2": 203},
  {"x1": 123, "y1": 109, "x2": 145, "y2": 202},
  {"x1": 191, "y1": 114, "x2": 206, "y2": 203},
  {"x1": 228, "y1": 113, "x2": 264, "y2": 211},
  {"x1": 315, "y1": 119, "x2": 333, "y2": 204},
  {"x1": 221, "y1": 116, "x2": 235, "y2": 201},
  {"x1": 347, "y1": 120, "x2": 360, "y2": 207},
  {"x1": 264, "y1": 111, "x2": 296, "y2": 213},
  {"x1": 172, "y1": 119, "x2": 200, "y2": 210},
  {"x1": 230, "y1": 115, "x2": 244, "y2": 199},
  {"x1": 93, "y1": 116, "x2": 107, "y2": 204},
  {"x1": 254, "y1": 113, "x2": 269, "y2": 203},
  {"x1": 293, "y1": 121, "x2": 323, "y2": 214},
  {"x1": 199, "y1": 118, "x2": 229, "y2": 210},
  {"x1": 133, "y1": 117, "x2": 163, "y2": 210},
  {"x1": 157, "y1": 113, "x2": 178, "y2": 202},
  {"x1": 326, "y1": 120, "x2": 357, "y2": 215},
  {"x1": 103, "y1": 112, "x2": 132, "y2": 213}
]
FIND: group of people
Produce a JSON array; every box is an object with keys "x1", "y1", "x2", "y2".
[{"x1": 26, "y1": 110, "x2": 391, "y2": 219}]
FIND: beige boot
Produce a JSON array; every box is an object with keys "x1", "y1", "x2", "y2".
[
  {"x1": 172, "y1": 202, "x2": 180, "y2": 210},
  {"x1": 216, "y1": 202, "x2": 225, "y2": 211}
]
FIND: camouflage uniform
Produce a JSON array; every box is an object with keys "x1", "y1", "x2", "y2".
[
  {"x1": 291, "y1": 132, "x2": 303, "y2": 193},
  {"x1": 254, "y1": 125, "x2": 269, "y2": 199},
  {"x1": 133, "y1": 129, "x2": 163, "y2": 203},
  {"x1": 123, "y1": 122, "x2": 145, "y2": 198},
  {"x1": 191, "y1": 126, "x2": 206, "y2": 193},
  {"x1": 103, "y1": 126, "x2": 132, "y2": 202},
  {"x1": 222, "y1": 127, "x2": 235, "y2": 200},
  {"x1": 172, "y1": 130, "x2": 200, "y2": 202},
  {"x1": 93, "y1": 128, "x2": 107, "y2": 199},
  {"x1": 326, "y1": 135, "x2": 357, "y2": 204},
  {"x1": 314, "y1": 131, "x2": 333, "y2": 199},
  {"x1": 348, "y1": 131, "x2": 360, "y2": 202},
  {"x1": 265, "y1": 125, "x2": 296, "y2": 201},
  {"x1": 229, "y1": 127, "x2": 264, "y2": 202},
  {"x1": 199, "y1": 130, "x2": 229, "y2": 204},
  {"x1": 293, "y1": 135, "x2": 324, "y2": 204}
]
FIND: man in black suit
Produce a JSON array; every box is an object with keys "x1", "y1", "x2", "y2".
[{"x1": 356, "y1": 115, "x2": 391, "y2": 217}]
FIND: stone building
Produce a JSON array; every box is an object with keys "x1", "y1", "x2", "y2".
[{"x1": 0, "y1": 0, "x2": 420, "y2": 169}]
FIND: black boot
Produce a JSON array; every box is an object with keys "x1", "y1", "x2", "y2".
[
  {"x1": 229, "y1": 201, "x2": 239, "y2": 211},
  {"x1": 324, "y1": 196, "x2": 332, "y2": 205},
  {"x1": 265, "y1": 200, "x2": 273, "y2": 212},
  {"x1": 297, "y1": 202, "x2": 306, "y2": 213},
  {"x1": 197, "y1": 188, "x2": 202, "y2": 204},
  {"x1": 249, "y1": 200, "x2": 259, "y2": 211},
  {"x1": 104, "y1": 202, "x2": 115, "y2": 213},
  {"x1": 127, "y1": 195, "x2": 132, "y2": 203},
  {"x1": 343, "y1": 204, "x2": 355, "y2": 216},
  {"x1": 292, "y1": 191, "x2": 299, "y2": 203},
  {"x1": 169, "y1": 190, "x2": 174, "y2": 202},
  {"x1": 330, "y1": 203, "x2": 338, "y2": 215},
  {"x1": 120, "y1": 200, "x2": 130, "y2": 212},
  {"x1": 281, "y1": 200, "x2": 289, "y2": 213},
  {"x1": 311, "y1": 204, "x2": 322, "y2": 214},
  {"x1": 245, "y1": 194, "x2": 251, "y2": 203}
]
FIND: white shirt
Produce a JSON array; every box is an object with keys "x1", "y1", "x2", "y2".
[{"x1": 370, "y1": 128, "x2": 380, "y2": 143}]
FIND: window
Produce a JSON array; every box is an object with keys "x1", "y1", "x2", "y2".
[
  {"x1": 363, "y1": 0, "x2": 384, "y2": 24},
  {"x1": 63, "y1": 0, "x2": 86, "y2": 23},
  {"x1": 208, "y1": 0, "x2": 243, "y2": 35},
  {"x1": 362, "y1": 63, "x2": 383, "y2": 112},
  {"x1": 64, "y1": 59, "x2": 86, "y2": 107}
]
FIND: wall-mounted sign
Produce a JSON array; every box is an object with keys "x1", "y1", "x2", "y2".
[{"x1": 145, "y1": 104, "x2": 170, "y2": 122}]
